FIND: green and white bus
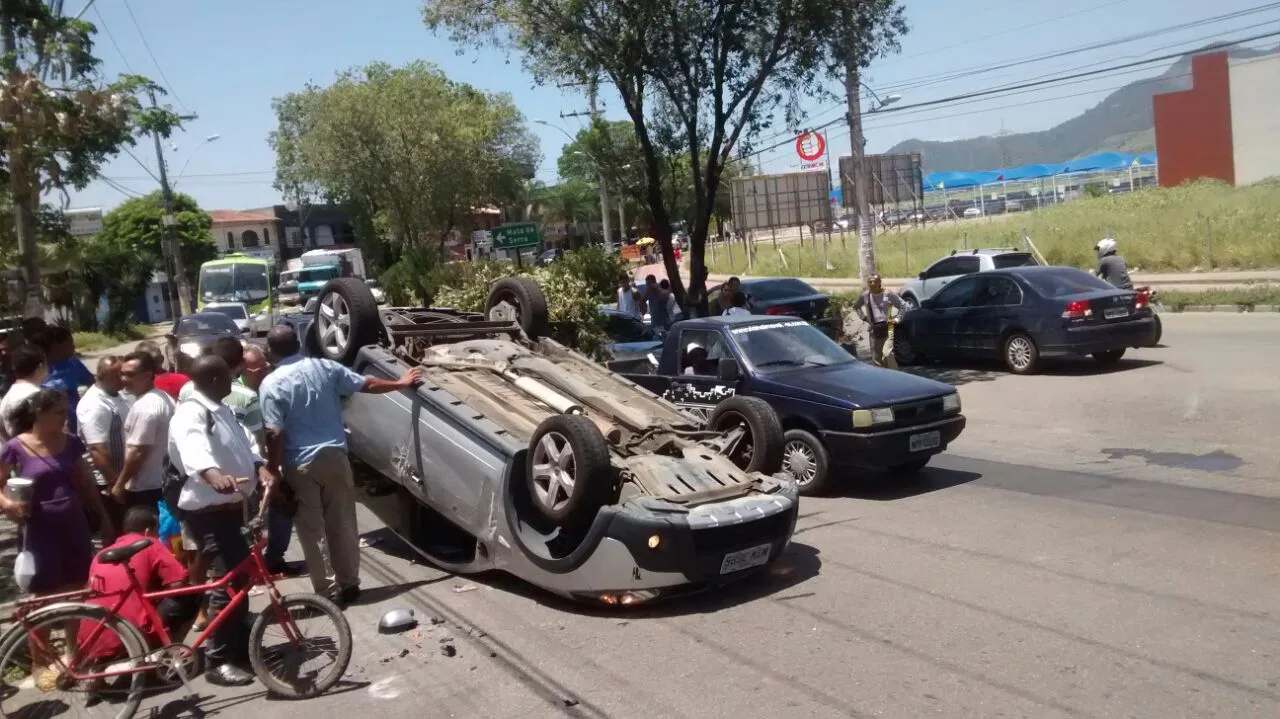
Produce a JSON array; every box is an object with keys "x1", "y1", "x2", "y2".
[{"x1": 197, "y1": 254, "x2": 275, "y2": 326}]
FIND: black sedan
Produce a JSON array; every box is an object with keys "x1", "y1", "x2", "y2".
[
  {"x1": 892, "y1": 266, "x2": 1157, "y2": 374},
  {"x1": 708, "y1": 278, "x2": 834, "y2": 332},
  {"x1": 166, "y1": 312, "x2": 244, "y2": 368}
]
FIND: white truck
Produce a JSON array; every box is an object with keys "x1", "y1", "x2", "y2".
[{"x1": 301, "y1": 247, "x2": 366, "y2": 280}]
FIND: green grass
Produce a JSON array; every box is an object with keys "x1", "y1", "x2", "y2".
[
  {"x1": 1158, "y1": 286, "x2": 1280, "y2": 310},
  {"x1": 73, "y1": 326, "x2": 147, "y2": 353},
  {"x1": 709, "y1": 179, "x2": 1280, "y2": 278}
]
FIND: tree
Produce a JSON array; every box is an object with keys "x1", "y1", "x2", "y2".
[
  {"x1": 269, "y1": 61, "x2": 540, "y2": 259},
  {"x1": 0, "y1": 0, "x2": 182, "y2": 316},
  {"x1": 423, "y1": 0, "x2": 906, "y2": 309},
  {"x1": 86, "y1": 191, "x2": 216, "y2": 330},
  {"x1": 540, "y1": 179, "x2": 598, "y2": 246}
]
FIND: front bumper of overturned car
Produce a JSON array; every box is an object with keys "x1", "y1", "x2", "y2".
[{"x1": 561, "y1": 481, "x2": 800, "y2": 605}]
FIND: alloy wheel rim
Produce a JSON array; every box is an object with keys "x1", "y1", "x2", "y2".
[
  {"x1": 1008, "y1": 337, "x2": 1032, "y2": 369},
  {"x1": 318, "y1": 292, "x2": 350, "y2": 354},
  {"x1": 531, "y1": 432, "x2": 576, "y2": 512}
]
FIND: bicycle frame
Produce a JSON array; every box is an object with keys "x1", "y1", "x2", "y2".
[{"x1": 12, "y1": 526, "x2": 303, "y2": 685}]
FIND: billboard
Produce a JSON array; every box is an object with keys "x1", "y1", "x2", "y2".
[
  {"x1": 64, "y1": 207, "x2": 104, "y2": 236},
  {"x1": 838, "y1": 153, "x2": 924, "y2": 206},
  {"x1": 730, "y1": 172, "x2": 832, "y2": 231}
]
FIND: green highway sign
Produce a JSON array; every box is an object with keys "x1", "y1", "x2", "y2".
[{"x1": 490, "y1": 222, "x2": 541, "y2": 250}]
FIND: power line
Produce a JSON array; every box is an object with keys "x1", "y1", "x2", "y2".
[
  {"x1": 120, "y1": 0, "x2": 187, "y2": 112},
  {"x1": 90, "y1": 4, "x2": 135, "y2": 74},
  {"x1": 739, "y1": 26, "x2": 1280, "y2": 162},
  {"x1": 106, "y1": 169, "x2": 276, "y2": 181},
  {"x1": 752, "y1": 2, "x2": 1280, "y2": 150}
]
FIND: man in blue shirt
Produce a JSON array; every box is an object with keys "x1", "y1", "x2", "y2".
[
  {"x1": 39, "y1": 326, "x2": 94, "y2": 435},
  {"x1": 259, "y1": 325, "x2": 422, "y2": 605}
]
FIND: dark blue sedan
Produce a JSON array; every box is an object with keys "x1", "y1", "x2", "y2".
[{"x1": 893, "y1": 265, "x2": 1157, "y2": 374}]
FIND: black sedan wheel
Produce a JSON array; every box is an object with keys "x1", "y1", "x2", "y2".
[
  {"x1": 1093, "y1": 349, "x2": 1125, "y2": 364},
  {"x1": 1003, "y1": 333, "x2": 1040, "y2": 374},
  {"x1": 782, "y1": 429, "x2": 831, "y2": 496},
  {"x1": 900, "y1": 293, "x2": 919, "y2": 311}
]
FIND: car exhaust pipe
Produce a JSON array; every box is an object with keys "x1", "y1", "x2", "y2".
[{"x1": 501, "y1": 371, "x2": 584, "y2": 415}]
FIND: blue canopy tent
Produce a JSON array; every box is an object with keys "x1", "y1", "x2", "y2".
[
  {"x1": 1061, "y1": 152, "x2": 1136, "y2": 173},
  {"x1": 998, "y1": 162, "x2": 1065, "y2": 181},
  {"x1": 1136, "y1": 151, "x2": 1157, "y2": 166},
  {"x1": 924, "y1": 170, "x2": 1002, "y2": 191}
]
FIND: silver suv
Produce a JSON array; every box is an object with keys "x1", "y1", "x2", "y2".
[{"x1": 898, "y1": 248, "x2": 1038, "y2": 309}]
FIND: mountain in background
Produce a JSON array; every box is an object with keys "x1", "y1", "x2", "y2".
[{"x1": 884, "y1": 44, "x2": 1279, "y2": 173}]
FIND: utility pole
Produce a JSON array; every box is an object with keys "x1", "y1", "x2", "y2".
[
  {"x1": 2, "y1": 1, "x2": 45, "y2": 319},
  {"x1": 149, "y1": 89, "x2": 195, "y2": 317},
  {"x1": 587, "y1": 79, "x2": 614, "y2": 252},
  {"x1": 845, "y1": 60, "x2": 876, "y2": 284}
]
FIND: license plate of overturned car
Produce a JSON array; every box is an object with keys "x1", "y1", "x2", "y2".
[
  {"x1": 1104, "y1": 307, "x2": 1130, "y2": 319},
  {"x1": 720, "y1": 544, "x2": 772, "y2": 575},
  {"x1": 909, "y1": 430, "x2": 941, "y2": 452}
]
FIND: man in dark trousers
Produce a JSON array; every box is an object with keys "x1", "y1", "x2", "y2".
[{"x1": 167, "y1": 355, "x2": 275, "y2": 686}]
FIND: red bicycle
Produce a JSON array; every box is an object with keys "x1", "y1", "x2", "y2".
[{"x1": 0, "y1": 495, "x2": 352, "y2": 719}]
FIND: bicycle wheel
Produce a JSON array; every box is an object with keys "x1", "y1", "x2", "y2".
[
  {"x1": 0, "y1": 603, "x2": 149, "y2": 719},
  {"x1": 248, "y1": 593, "x2": 352, "y2": 699}
]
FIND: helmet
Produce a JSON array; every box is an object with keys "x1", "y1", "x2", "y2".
[{"x1": 1095, "y1": 238, "x2": 1117, "y2": 255}]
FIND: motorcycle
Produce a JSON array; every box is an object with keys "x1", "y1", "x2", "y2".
[{"x1": 1135, "y1": 286, "x2": 1163, "y2": 347}]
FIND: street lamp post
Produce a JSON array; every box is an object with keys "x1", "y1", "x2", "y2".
[
  {"x1": 535, "y1": 119, "x2": 614, "y2": 252},
  {"x1": 844, "y1": 63, "x2": 901, "y2": 285},
  {"x1": 171, "y1": 134, "x2": 221, "y2": 191}
]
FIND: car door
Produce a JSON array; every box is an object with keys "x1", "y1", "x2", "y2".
[
  {"x1": 961, "y1": 275, "x2": 1024, "y2": 357},
  {"x1": 915, "y1": 275, "x2": 981, "y2": 356},
  {"x1": 662, "y1": 329, "x2": 736, "y2": 422},
  {"x1": 919, "y1": 256, "x2": 980, "y2": 300}
]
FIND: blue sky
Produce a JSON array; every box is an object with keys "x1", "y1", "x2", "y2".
[{"x1": 66, "y1": 0, "x2": 1276, "y2": 212}]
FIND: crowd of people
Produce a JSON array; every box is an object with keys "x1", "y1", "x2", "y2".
[
  {"x1": 615, "y1": 272, "x2": 753, "y2": 333},
  {"x1": 0, "y1": 318, "x2": 420, "y2": 688}
]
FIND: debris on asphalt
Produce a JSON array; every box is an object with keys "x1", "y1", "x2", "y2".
[
  {"x1": 562, "y1": 698, "x2": 580, "y2": 707},
  {"x1": 440, "y1": 644, "x2": 457, "y2": 658},
  {"x1": 398, "y1": 648, "x2": 410, "y2": 658},
  {"x1": 378, "y1": 607, "x2": 418, "y2": 634},
  {"x1": 430, "y1": 615, "x2": 446, "y2": 625},
  {"x1": 488, "y1": 650, "x2": 497, "y2": 658},
  {"x1": 452, "y1": 583, "x2": 478, "y2": 593},
  {"x1": 439, "y1": 635, "x2": 454, "y2": 644}
]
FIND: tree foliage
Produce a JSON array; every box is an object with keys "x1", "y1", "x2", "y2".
[
  {"x1": 1, "y1": 0, "x2": 182, "y2": 314},
  {"x1": 423, "y1": 0, "x2": 906, "y2": 308},
  {"x1": 269, "y1": 61, "x2": 541, "y2": 256}
]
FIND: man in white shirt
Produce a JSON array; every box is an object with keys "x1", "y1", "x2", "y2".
[
  {"x1": 168, "y1": 354, "x2": 274, "y2": 687},
  {"x1": 78, "y1": 357, "x2": 129, "y2": 485},
  {"x1": 115, "y1": 350, "x2": 175, "y2": 510},
  {"x1": 0, "y1": 344, "x2": 47, "y2": 440}
]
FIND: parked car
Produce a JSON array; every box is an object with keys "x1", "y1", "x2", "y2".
[
  {"x1": 535, "y1": 248, "x2": 564, "y2": 267},
  {"x1": 202, "y1": 301, "x2": 256, "y2": 336},
  {"x1": 893, "y1": 266, "x2": 1157, "y2": 374},
  {"x1": 707, "y1": 278, "x2": 835, "y2": 334},
  {"x1": 612, "y1": 315, "x2": 965, "y2": 495},
  {"x1": 166, "y1": 312, "x2": 243, "y2": 365},
  {"x1": 307, "y1": 277, "x2": 798, "y2": 605},
  {"x1": 898, "y1": 248, "x2": 1039, "y2": 310},
  {"x1": 963, "y1": 207, "x2": 983, "y2": 218}
]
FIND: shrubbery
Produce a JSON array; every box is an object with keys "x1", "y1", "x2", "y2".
[{"x1": 428, "y1": 245, "x2": 628, "y2": 357}]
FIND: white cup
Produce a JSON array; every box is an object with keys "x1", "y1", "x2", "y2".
[{"x1": 5, "y1": 477, "x2": 33, "y2": 504}]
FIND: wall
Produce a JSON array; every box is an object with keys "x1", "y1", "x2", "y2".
[
  {"x1": 1228, "y1": 53, "x2": 1280, "y2": 185},
  {"x1": 1153, "y1": 53, "x2": 1235, "y2": 187},
  {"x1": 211, "y1": 221, "x2": 281, "y2": 257}
]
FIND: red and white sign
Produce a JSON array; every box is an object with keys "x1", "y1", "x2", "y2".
[{"x1": 795, "y1": 131, "x2": 827, "y2": 172}]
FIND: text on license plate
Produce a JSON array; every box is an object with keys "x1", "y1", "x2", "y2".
[
  {"x1": 1104, "y1": 307, "x2": 1130, "y2": 319},
  {"x1": 909, "y1": 430, "x2": 941, "y2": 452},
  {"x1": 720, "y1": 544, "x2": 772, "y2": 575}
]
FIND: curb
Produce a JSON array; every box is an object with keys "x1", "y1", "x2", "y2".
[{"x1": 1171, "y1": 305, "x2": 1280, "y2": 313}]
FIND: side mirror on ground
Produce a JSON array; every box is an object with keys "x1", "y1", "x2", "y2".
[{"x1": 718, "y1": 358, "x2": 741, "y2": 383}]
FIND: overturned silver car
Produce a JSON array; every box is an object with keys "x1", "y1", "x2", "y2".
[{"x1": 309, "y1": 277, "x2": 798, "y2": 605}]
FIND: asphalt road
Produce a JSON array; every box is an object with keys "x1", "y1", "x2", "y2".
[
  {"x1": 64, "y1": 313, "x2": 1279, "y2": 718},
  {"x1": 284, "y1": 311, "x2": 1279, "y2": 718}
]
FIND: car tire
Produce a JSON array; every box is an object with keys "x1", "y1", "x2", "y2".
[
  {"x1": 1146, "y1": 314, "x2": 1163, "y2": 347},
  {"x1": 1003, "y1": 332, "x2": 1040, "y2": 374},
  {"x1": 782, "y1": 429, "x2": 831, "y2": 496},
  {"x1": 708, "y1": 396, "x2": 784, "y2": 475},
  {"x1": 900, "y1": 293, "x2": 919, "y2": 311},
  {"x1": 1093, "y1": 349, "x2": 1125, "y2": 364},
  {"x1": 890, "y1": 458, "x2": 930, "y2": 476},
  {"x1": 486, "y1": 277, "x2": 550, "y2": 340},
  {"x1": 893, "y1": 330, "x2": 921, "y2": 366},
  {"x1": 525, "y1": 414, "x2": 616, "y2": 532},
  {"x1": 302, "y1": 319, "x2": 322, "y2": 357},
  {"x1": 314, "y1": 278, "x2": 382, "y2": 366}
]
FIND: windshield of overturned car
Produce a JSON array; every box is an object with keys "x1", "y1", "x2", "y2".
[{"x1": 729, "y1": 320, "x2": 854, "y2": 373}]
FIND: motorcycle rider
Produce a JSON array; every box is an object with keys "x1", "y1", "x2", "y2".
[{"x1": 1094, "y1": 238, "x2": 1133, "y2": 290}]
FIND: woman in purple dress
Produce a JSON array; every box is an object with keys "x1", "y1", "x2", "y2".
[{"x1": 0, "y1": 389, "x2": 115, "y2": 595}]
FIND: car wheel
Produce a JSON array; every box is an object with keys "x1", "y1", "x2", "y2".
[
  {"x1": 486, "y1": 277, "x2": 550, "y2": 340},
  {"x1": 1003, "y1": 333, "x2": 1040, "y2": 374},
  {"x1": 525, "y1": 414, "x2": 615, "y2": 531},
  {"x1": 782, "y1": 429, "x2": 831, "y2": 496},
  {"x1": 314, "y1": 278, "x2": 382, "y2": 366},
  {"x1": 1092, "y1": 349, "x2": 1125, "y2": 364},
  {"x1": 707, "y1": 396, "x2": 784, "y2": 475},
  {"x1": 302, "y1": 319, "x2": 322, "y2": 357},
  {"x1": 893, "y1": 331, "x2": 920, "y2": 366},
  {"x1": 900, "y1": 293, "x2": 919, "y2": 311},
  {"x1": 1145, "y1": 314, "x2": 1163, "y2": 347}
]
